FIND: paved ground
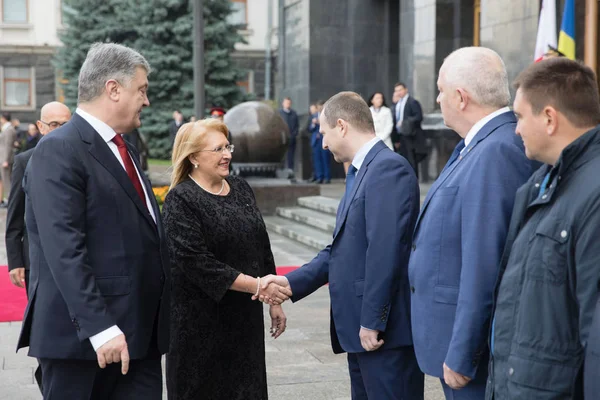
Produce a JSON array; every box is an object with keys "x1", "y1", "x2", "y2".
[{"x1": 0, "y1": 179, "x2": 443, "y2": 400}]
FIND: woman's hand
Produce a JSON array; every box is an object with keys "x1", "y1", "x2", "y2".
[
  {"x1": 269, "y1": 305, "x2": 287, "y2": 339},
  {"x1": 253, "y1": 275, "x2": 292, "y2": 305}
]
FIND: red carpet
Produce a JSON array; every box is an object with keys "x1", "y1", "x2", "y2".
[
  {"x1": 0, "y1": 266, "x2": 27, "y2": 323},
  {"x1": 275, "y1": 266, "x2": 299, "y2": 275},
  {"x1": 0, "y1": 266, "x2": 299, "y2": 323}
]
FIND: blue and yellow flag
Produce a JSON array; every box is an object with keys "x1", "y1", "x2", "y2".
[{"x1": 558, "y1": 0, "x2": 575, "y2": 60}]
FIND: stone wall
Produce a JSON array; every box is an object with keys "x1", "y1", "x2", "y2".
[{"x1": 479, "y1": 0, "x2": 539, "y2": 91}]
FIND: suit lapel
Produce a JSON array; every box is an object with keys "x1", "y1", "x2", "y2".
[
  {"x1": 73, "y1": 114, "x2": 157, "y2": 231},
  {"x1": 333, "y1": 141, "x2": 386, "y2": 239},
  {"x1": 414, "y1": 111, "x2": 516, "y2": 232}
]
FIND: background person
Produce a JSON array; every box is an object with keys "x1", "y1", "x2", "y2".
[{"x1": 368, "y1": 92, "x2": 394, "y2": 150}]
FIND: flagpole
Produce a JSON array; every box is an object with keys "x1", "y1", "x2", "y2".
[
  {"x1": 193, "y1": 0, "x2": 205, "y2": 119},
  {"x1": 584, "y1": 0, "x2": 597, "y2": 72}
]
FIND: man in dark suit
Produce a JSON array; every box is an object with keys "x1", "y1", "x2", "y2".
[
  {"x1": 408, "y1": 47, "x2": 537, "y2": 399},
  {"x1": 279, "y1": 97, "x2": 299, "y2": 170},
  {"x1": 6, "y1": 101, "x2": 71, "y2": 291},
  {"x1": 18, "y1": 43, "x2": 171, "y2": 400},
  {"x1": 5, "y1": 101, "x2": 71, "y2": 392},
  {"x1": 261, "y1": 92, "x2": 424, "y2": 399},
  {"x1": 391, "y1": 82, "x2": 426, "y2": 179},
  {"x1": 169, "y1": 110, "x2": 184, "y2": 147}
]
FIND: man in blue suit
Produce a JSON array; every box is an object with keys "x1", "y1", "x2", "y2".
[
  {"x1": 408, "y1": 47, "x2": 537, "y2": 399},
  {"x1": 309, "y1": 103, "x2": 331, "y2": 183},
  {"x1": 261, "y1": 91, "x2": 424, "y2": 399}
]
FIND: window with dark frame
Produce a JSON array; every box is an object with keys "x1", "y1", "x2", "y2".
[
  {"x1": 2, "y1": 0, "x2": 28, "y2": 23},
  {"x1": 3, "y1": 67, "x2": 32, "y2": 108}
]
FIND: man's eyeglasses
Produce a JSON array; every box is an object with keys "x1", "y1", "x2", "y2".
[
  {"x1": 40, "y1": 120, "x2": 68, "y2": 129},
  {"x1": 200, "y1": 144, "x2": 234, "y2": 154}
]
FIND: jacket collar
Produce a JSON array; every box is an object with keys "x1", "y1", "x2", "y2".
[
  {"x1": 333, "y1": 140, "x2": 387, "y2": 238},
  {"x1": 414, "y1": 111, "x2": 517, "y2": 233},
  {"x1": 526, "y1": 124, "x2": 600, "y2": 207}
]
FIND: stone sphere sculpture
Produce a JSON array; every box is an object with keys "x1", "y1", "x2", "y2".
[{"x1": 224, "y1": 101, "x2": 289, "y2": 165}]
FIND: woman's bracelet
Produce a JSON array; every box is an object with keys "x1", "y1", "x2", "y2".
[{"x1": 255, "y1": 276, "x2": 261, "y2": 297}]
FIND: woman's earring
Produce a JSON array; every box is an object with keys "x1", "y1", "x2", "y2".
[{"x1": 194, "y1": 164, "x2": 198, "y2": 169}]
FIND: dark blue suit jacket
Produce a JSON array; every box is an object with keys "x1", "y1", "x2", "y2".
[
  {"x1": 17, "y1": 113, "x2": 171, "y2": 360},
  {"x1": 408, "y1": 111, "x2": 536, "y2": 378},
  {"x1": 287, "y1": 140, "x2": 420, "y2": 353},
  {"x1": 309, "y1": 113, "x2": 321, "y2": 148}
]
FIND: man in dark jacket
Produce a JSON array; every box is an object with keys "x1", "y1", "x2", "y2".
[
  {"x1": 279, "y1": 97, "x2": 299, "y2": 170},
  {"x1": 5, "y1": 101, "x2": 71, "y2": 393},
  {"x1": 391, "y1": 82, "x2": 427, "y2": 179},
  {"x1": 487, "y1": 58, "x2": 600, "y2": 399}
]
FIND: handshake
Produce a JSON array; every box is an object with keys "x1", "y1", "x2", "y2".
[{"x1": 252, "y1": 275, "x2": 293, "y2": 305}]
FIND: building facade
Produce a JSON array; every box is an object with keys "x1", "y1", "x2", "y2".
[
  {"x1": 229, "y1": 0, "x2": 278, "y2": 100},
  {"x1": 276, "y1": 0, "x2": 598, "y2": 179},
  {"x1": 278, "y1": 0, "x2": 596, "y2": 113},
  {"x1": 0, "y1": 0, "x2": 63, "y2": 123}
]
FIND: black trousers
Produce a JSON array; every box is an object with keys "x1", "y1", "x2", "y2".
[
  {"x1": 24, "y1": 269, "x2": 43, "y2": 393},
  {"x1": 397, "y1": 136, "x2": 419, "y2": 179},
  {"x1": 39, "y1": 356, "x2": 162, "y2": 400}
]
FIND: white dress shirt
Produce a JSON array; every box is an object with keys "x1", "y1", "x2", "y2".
[
  {"x1": 76, "y1": 108, "x2": 156, "y2": 351},
  {"x1": 396, "y1": 95, "x2": 409, "y2": 124},
  {"x1": 352, "y1": 136, "x2": 382, "y2": 172},
  {"x1": 461, "y1": 107, "x2": 511, "y2": 153}
]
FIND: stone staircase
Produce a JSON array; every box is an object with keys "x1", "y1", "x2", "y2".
[
  {"x1": 264, "y1": 196, "x2": 339, "y2": 251},
  {"x1": 265, "y1": 184, "x2": 431, "y2": 252}
]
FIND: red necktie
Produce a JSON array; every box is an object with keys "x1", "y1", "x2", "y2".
[{"x1": 112, "y1": 134, "x2": 147, "y2": 207}]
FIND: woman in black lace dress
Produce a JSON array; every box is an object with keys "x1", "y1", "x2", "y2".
[{"x1": 163, "y1": 119, "x2": 292, "y2": 400}]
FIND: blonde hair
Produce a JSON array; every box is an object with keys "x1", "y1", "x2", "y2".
[{"x1": 170, "y1": 118, "x2": 229, "y2": 190}]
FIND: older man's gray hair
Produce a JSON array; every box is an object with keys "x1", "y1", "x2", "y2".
[
  {"x1": 441, "y1": 46, "x2": 510, "y2": 109},
  {"x1": 78, "y1": 42, "x2": 151, "y2": 103}
]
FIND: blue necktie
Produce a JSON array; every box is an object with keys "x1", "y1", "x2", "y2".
[
  {"x1": 345, "y1": 165, "x2": 357, "y2": 199},
  {"x1": 338, "y1": 165, "x2": 357, "y2": 215},
  {"x1": 441, "y1": 140, "x2": 466, "y2": 172}
]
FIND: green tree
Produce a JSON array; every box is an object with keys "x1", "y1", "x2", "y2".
[{"x1": 57, "y1": 0, "x2": 248, "y2": 159}]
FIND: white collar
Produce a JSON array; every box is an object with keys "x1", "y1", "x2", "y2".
[
  {"x1": 463, "y1": 107, "x2": 511, "y2": 149},
  {"x1": 76, "y1": 108, "x2": 118, "y2": 143},
  {"x1": 351, "y1": 136, "x2": 381, "y2": 172}
]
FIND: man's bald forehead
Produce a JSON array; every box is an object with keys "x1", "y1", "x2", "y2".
[{"x1": 40, "y1": 102, "x2": 71, "y2": 120}]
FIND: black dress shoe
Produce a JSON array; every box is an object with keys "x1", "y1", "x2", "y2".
[
  {"x1": 324, "y1": 180, "x2": 331, "y2": 184},
  {"x1": 317, "y1": 179, "x2": 324, "y2": 184}
]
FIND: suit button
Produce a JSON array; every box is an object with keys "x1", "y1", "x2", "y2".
[
  {"x1": 160, "y1": 275, "x2": 165, "y2": 283},
  {"x1": 412, "y1": 244, "x2": 416, "y2": 251},
  {"x1": 410, "y1": 286, "x2": 415, "y2": 293},
  {"x1": 508, "y1": 367, "x2": 514, "y2": 376}
]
